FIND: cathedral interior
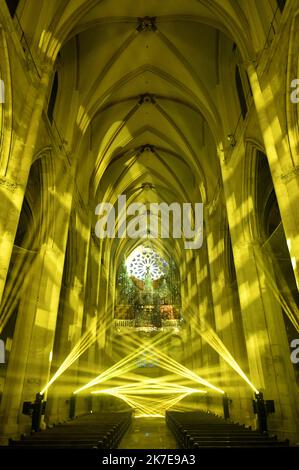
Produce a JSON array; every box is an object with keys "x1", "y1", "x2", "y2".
[{"x1": 0, "y1": 0, "x2": 299, "y2": 451}]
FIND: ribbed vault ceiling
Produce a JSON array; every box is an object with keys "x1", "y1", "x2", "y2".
[{"x1": 21, "y1": 0, "x2": 259, "y2": 264}]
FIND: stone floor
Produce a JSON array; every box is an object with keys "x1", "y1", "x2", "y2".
[{"x1": 119, "y1": 417, "x2": 177, "y2": 449}]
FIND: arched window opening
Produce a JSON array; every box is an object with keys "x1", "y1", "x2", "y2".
[
  {"x1": 256, "y1": 150, "x2": 281, "y2": 238},
  {"x1": 14, "y1": 159, "x2": 42, "y2": 249},
  {"x1": 235, "y1": 66, "x2": 248, "y2": 119},
  {"x1": 47, "y1": 72, "x2": 58, "y2": 124},
  {"x1": 227, "y1": 233, "x2": 237, "y2": 285},
  {"x1": 277, "y1": 0, "x2": 286, "y2": 13},
  {"x1": 14, "y1": 197, "x2": 33, "y2": 248},
  {"x1": 5, "y1": 0, "x2": 20, "y2": 18},
  {"x1": 246, "y1": 72, "x2": 253, "y2": 97},
  {"x1": 264, "y1": 189, "x2": 281, "y2": 238}
]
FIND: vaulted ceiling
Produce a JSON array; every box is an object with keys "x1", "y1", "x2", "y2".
[
  {"x1": 18, "y1": 0, "x2": 276, "y2": 265},
  {"x1": 66, "y1": 11, "x2": 225, "y2": 205}
]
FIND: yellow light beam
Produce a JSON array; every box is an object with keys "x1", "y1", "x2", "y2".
[
  {"x1": 189, "y1": 315, "x2": 259, "y2": 394},
  {"x1": 73, "y1": 331, "x2": 174, "y2": 394}
]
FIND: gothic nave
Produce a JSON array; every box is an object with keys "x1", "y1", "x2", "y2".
[{"x1": 0, "y1": 0, "x2": 299, "y2": 454}]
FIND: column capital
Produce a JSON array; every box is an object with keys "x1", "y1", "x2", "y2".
[{"x1": 243, "y1": 57, "x2": 258, "y2": 70}]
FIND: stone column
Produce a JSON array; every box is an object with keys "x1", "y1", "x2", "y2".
[
  {"x1": 205, "y1": 206, "x2": 252, "y2": 423},
  {"x1": 47, "y1": 208, "x2": 91, "y2": 424},
  {"x1": 0, "y1": 250, "x2": 44, "y2": 443},
  {"x1": 221, "y1": 156, "x2": 299, "y2": 442},
  {"x1": 247, "y1": 63, "x2": 299, "y2": 292},
  {"x1": 0, "y1": 157, "x2": 74, "y2": 441},
  {"x1": 194, "y1": 241, "x2": 212, "y2": 377},
  {"x1": 0, "y1": 67, "x2": 52, "y2": 305}
]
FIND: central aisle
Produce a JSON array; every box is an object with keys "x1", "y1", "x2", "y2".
[{"x1": 119, "y1": 417, "x2": 177, "y2": 449}]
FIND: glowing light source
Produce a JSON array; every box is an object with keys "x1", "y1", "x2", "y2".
[{"x1": 135, "y1": 414, "x2": 164, "y2": 418}]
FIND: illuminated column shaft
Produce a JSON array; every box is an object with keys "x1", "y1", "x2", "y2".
[
  {"x1": 0, "y1": 252, "x2": 45, "y2": 443},
  {"x1": 185, "y1": 250, "x2": 196, "y2": 369},
  {"x1": 75, "y1": 241, "x2": 109, "y2": 416},
  {"x1": 256, "y1": 253, "x2": 299, "y2": 432},
  {"x1": 205, "y1": 206, "x2": 250, "y2": 422},
  {"x1": 0, "y1": 158, "x2": 74, "y2": 442},
  {"x1": 247, "y1": 63, "x2": 299, "y2": 290},
  {"x1": 47, "y1": 211, "x2": 91, "y2": 424},
  {"x1": 192, "y1": 237, "x2": 217, "y2": 413},
  {"x1": 194, "y1": 237, "x2": 213, "y2": 388},
  {"x1": 0, "y1": 67, "x2": 51, "y2": 305},
  {"x1": 86, "y1": 233, "x2": 103, "y2": 331},
  {"x1": 105, "y1": 268, "x2": 115, "y2": 357},
  {"x1": 99, "y1": 241, "x2": 112, "y2": 358},
  {"x1": 86, "y1": 238, "x2": 99, "y2": 374},
  {"x1": 89, "y1": 236, "x2": 104, "y2": 381},
  {"x1": 97, "y1": 259, "x2": 108, "y2": 354},
  {"x1": 45, "y1": 281, "x2": 75, "y2": 425},
  {"x1": 221, "y1": 154, "x2": 299, "y2": 441},
  {"x1": 180, "y1": 252, "x2": 193, "y2": 368},
  {"x1": 78, "y1": 249, "x2": 110, "y2": 415},
  {"x1": 192, "y1": 251, "x2": 204, "y2": 370}
]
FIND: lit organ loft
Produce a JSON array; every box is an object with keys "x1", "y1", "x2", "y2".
[
  {"x1": 0, "y1": 0, "x2": 299, "y2": 449},
  {"x1": 115, "y1": 246, "x2": 182, "y2": 331}
]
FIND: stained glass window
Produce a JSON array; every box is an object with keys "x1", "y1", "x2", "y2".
[{"x1": 126, "y1": 246, "x2": 168, "y2": 281}]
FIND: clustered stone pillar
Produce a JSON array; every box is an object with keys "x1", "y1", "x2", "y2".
[
  {"x1": 247, "y1": 63, "x2": 299, "y2": 292},
  {"x1": 0, "y1": 68, "x2": 52, "y2": 306},
  {"x1": 220, "y1": 154, "x2": 299, "y2": 441},
  {"x1": 0, "y1": 157, "x2": 75, "y2": 442},
  {"x1": 205, "y1": 205, "x2": 252, "y2": 424}
]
